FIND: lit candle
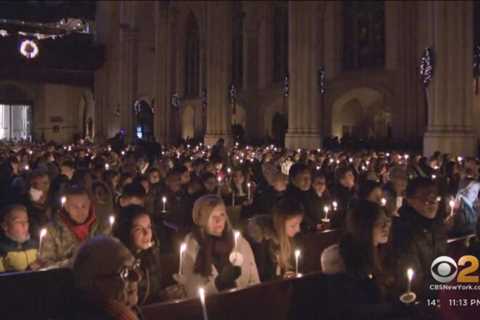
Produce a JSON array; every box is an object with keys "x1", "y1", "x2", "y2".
[
  {"x1": 332, "y1": 201, "x2": 338, "y2": 211},
  {"x1": 381, "y1": 198, "x2": 387, "y2": 207},
  {"x1": 39, "y1": 228, "x2": 47, "y2": 251},
  {"x1": 449, "y1": 198, "x2": 455, "y2": 216},
  {"x1": 457, "y1": 156, "x2": 463, "y2": 163},
  {"x1": 431, "y1": 174, "x2": 436, "y2": 180},
  {"x1": 198, "y1": 287, "x2": 209, "y2": 320},
  {"x1": 105, "y1": 163, "x2": 110, "y2": 170},
  {"x1": 404, "y1": 154, "x2": 409, "y2": 160},
  {"x1": 349, "y1": 157, "x2": 353, "y2": 163},
  {"x1": 436, "y1": 196, "x2": 442, "y2": 203},
  {"x1": 407, "y1": 268, "x2": 414, "y2": 293},
  {"x1": 109, "y1": 214, "x2": 115, "y2": 227},
  {"x1": 295, "y1": 249, "x2": 301, "y2": 275},
  {"x1": 162, "y1": 196, "x2": 167, "y2": 213},
  {"x1": 234, "y1": 230, "x2": 240, "y2": 251},
  {"x1": 179, "y1": 242, "x2": 187, "y2": 275},
  {"x1": 322, "y1": 205, "x2": 330, "y2": 223},
  {"x1": 121, "y1": 151, "x2": 125, "y2": 156},
  {"x1": 386, "y1": 153, "x2": 390, "y2": 157},
  {"x1": 227, "y1": 167, "x2": 232, "y2": 175},
  {"x1": 61, "y1": 196, "x2": 66, "y2": 207},
  {"x1": 25, "y1": 164, "x2": 30, "y2": 171},
  {"x1": 247, "y1": 182, "x2": 252, "y2": 201}
]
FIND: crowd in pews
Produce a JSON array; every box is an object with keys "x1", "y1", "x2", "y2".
[{"x1": 0, "y1": 138, "x2": 480, "y2": 319}]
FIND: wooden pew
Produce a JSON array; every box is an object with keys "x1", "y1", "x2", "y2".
[
  {"x1": 142, "y1": 272, "x2": 327, "y2": 320},
  {"x1": 297, "y1": 229, "x2": 342, "y2": 273},
  {"x1": 0, "y1": 268, "x2": 73, "y2": 319}
]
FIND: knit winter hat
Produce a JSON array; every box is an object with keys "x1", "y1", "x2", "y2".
[{"x1": 192, "y1": 194, "x2": 227, "y2": 228}]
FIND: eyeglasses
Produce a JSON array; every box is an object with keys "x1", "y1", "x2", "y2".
[{"x1": 97, "y1": 259, "x2": 142, "y2": 282}]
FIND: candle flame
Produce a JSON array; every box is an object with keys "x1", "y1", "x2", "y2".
[
  {"x1": 332, "y1": 201, "x2": 338, "y2": 208},
  {"x1": 180, "y1": 242, "x2": 187, "y2": 254},
  {"x1": 295, "y1": 249, "x2": 301, "y2": 259},
  {"x1": 323, "y1": 205, "x2": 330, "y2": 213},
  {"x1": 39, "y1": 228, "x2": 47, "y2": 239},
  {"x1": 61, "y1": 196, "x2": 66, "y2": 206},
  {"x1": 407, "y1": 268, "x2": 414, "y2": 281},
  {"x1": 162, "y1": 196, "x2": 167, "y2": 203},
  {"x1": 234, "y1": 230, "x2": 240, "y2": 241},
  {"x1": 449, "y1": 199, "x2": 455, "y2": 208},
  {"x1": 198, "y1": 287, "x2": 205, "y2": 301},
  {"x1": 109, "y1": 215, "x2": 115, "y2": 226},
  {"x1": 381, "y1": 198, "x2": 387, "y2": 206}
]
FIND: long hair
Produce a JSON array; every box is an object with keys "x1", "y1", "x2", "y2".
[
  {"x1": 271, "y1": 197, "x2": 304, "y2": 273},
  {"x1": 113, "y1": 205, "x2": 158, "y2": 257},
  {"x1": 191, "y1": 195, "x2": 234, "y2": 277},
  {"x1": 339, "y1": 200, "x2": 388, "y2": 288}
]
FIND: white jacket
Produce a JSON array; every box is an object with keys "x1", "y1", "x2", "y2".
[{"x1": 181, "y1": 233, "x2": 260, "y2": 298}]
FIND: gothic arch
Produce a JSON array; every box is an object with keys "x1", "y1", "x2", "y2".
[{"x1": 331, "y1": 87, "x2": 391, "y2": 140}]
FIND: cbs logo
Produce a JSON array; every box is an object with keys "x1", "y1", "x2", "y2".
[{"x1": 431, "y1": 256, "x2": 480, "y2": 283}]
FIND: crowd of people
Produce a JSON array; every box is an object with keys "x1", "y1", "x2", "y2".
[{"x1": 1, "y1": 137, "x2": 479, "y2": 319}]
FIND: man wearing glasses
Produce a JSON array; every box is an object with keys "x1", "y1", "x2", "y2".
[
  {"x1": 388, "y1": 177, "x2": 447, "y2": 300},
  {"x1": 69, "y1": 235, "x2": 143, "y2": 320}
]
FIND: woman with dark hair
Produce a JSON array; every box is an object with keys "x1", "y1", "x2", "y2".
[
  {"x1": 113, "y1": 205, "x2": 174, "y2": 304},
  {"x1": 320, "y1": 200, "x2": 411, "y2": 319},
  {"x1": 357, "y1": 180, "x2": 384, "y2": 205},
  {"x1": 247, "y1": 196, "x2": 304, "y2": 281},
  {"x1": 176, "y1": 194, "x2": 259, "y2": 297}
]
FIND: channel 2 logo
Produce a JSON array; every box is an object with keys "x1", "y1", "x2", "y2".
[{"x1": 431, "y1": 256, "x2": 480, "y2": 283}]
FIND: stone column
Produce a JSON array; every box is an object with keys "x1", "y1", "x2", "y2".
[
  {"x1": 422, "y1": 1, "x2": 476, "y2": 157},
  {"x1": 204, "y1": 1, "x2": 233, "y2": 146},
  {"x1": 153, "y1": 2, "x2": 171, "y2": 145},
  {"x1": 118, "y1": 1, "x2": 137, "y2": 143},
  {"x1": 285, "y1": 1, "x2": 322, "y2": 149},
  {"x1": 243, "y1": 3, "x2": 260, "y2": 142}
]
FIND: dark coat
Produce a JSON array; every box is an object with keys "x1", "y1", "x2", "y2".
[{"x1": 388, "y1": 203, "x2": 447, "y2": 299}]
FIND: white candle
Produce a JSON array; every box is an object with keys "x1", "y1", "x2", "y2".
[
  {"x1": 109, "y1": 215, "x2": 115, "y2": 227},
  {"x1": 295, "y1": 249, "x2": 301, "y2": 275},
  {"x1": 332, "y1": 201, "x2": 338, "y2": 211},
  {"x1": 322, "y1": 205, "x2": 330, "y2": 223},
  {"x1": 407, "y1": 268, "x2": 414, "y2": 293},
  {"x1": 162, "y1": 196, "x2": 167, "y2": 213},
  {"x1": 381, "y1": 198, "x2": 387, "y2": 207},
  {"x1": 247, "y1": 182, "x2": 252, "y2": 201},
  {"x1": 198, "y1": 287, "x2": 208, "y2": 320},
  {"x1": 179, "y1": 242, "x2": 187, "y2": 275},
  {"x1": 234, "y1": 230, "x2": 240, "y2": 251},
  {"x1": 39, "y1": 228, "x2": 47, "y2": 251},
  {"x1": 449, "y1": 199, "x2": 455, "y2": 216}
]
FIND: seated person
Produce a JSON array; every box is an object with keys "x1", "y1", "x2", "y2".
[
  {"x1": 39, "y1": 185, "x2": 110, "y2": 268},
  {"x1": 175, "y1": 194, "x2": 260, "y2": 297},
  {"x1": 247, "y1": 197, "x2": 304, "y2": 281},
  {"x1": 387, "y1": 177, "x2": 446, "y2": 300},
  {"x1": 113, "y1": 205, "x2": 183, "y2": 304},
  {"x1": 0, "y1": 204, "x2": 40, "y2": 272},
  {"x1": 68, "y1": 236, "x2": 143, "y2": 320},
  {"x1": 320, "y1": 200, "x2": 411, "y2": 319}
]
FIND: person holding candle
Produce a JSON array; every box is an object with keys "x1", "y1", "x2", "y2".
[
  {"x1": 39, "y1": 185, "x2": 111, "y2": 268},
  {"x1": 383, "y1": 166, "x2": 408, "y2": 217},
  {"x1": 113, "y1": 205, "x2": 183, "y2": 304},
  {"x1": 175, "y1": 194, "x2": 259, "y2": 297},
  {"x1": 252, "y1": 171, "x2": 288, "y2": 216},
  {"x1": 247, "y1": 197, "x2": 304, "y2": 281},
  {"x1": 330, "y1": 167, "x2": 357, "y2": 229},
  {"x1": 304, "y1": 172, "x2": 332, "y2": 229},
  {"x1": 387, "y1": 177, "x2": 447, "y2": 300},
  {"x1": 22, "y1": 170, "x2": 54, "y2": 240},
  {"x1": 0, "y1": 204, "x2": 41, "y2": 272},
  {"x1": 320, "y1": 201, "x2": 413, "y2": 319}
]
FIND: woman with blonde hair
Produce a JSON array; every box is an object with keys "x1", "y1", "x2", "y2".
[
  {"x1": 175, "y1": 194, "x2": 260, "y2": 297},
  {"x1": 247, "y1": 196, "x2": 304, "y2": 281}
]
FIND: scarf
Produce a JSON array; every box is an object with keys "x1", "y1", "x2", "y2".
[
  {"x1": 193, "y1": 228, "x2": 234, "y2": 277},
  {"x1": 61, "y1": 207, "x2": 97, "y2": 241}
]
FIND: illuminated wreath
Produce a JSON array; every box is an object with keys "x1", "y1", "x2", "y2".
[{"x1": 19, "y1": 40, "x2": 39, "y2": 59}]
